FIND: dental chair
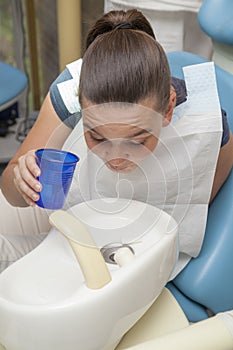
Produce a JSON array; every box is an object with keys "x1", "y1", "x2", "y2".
[
  {"x1": 0, "y1": 55, "x2": 233, "y2": 350},
  {"x1": 114, "y1": 52, "x2": 233, "y2": 349},
  {"x1": 166, "y1": 50, "x2": 233, "y2": 323},
  {"x1": 197, "y1": 0, "x2": 233, "y2": 74},
  {"x1": 0, "y1": 62, "x2": 27, "y2": 139}
]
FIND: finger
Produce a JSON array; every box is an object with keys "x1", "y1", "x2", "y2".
[
  {"x1": 13, "y1": 165, "x2": 40, "y2": 202},
  {"x1": 26, "y1": 150, "x2": 41, "y2": 177},
  {"x1": 17, "y1": 155, "x2": 42, "y2": 193},
  {"x1": 13, "y1": 177, "x2": 37, "y2": 207}
]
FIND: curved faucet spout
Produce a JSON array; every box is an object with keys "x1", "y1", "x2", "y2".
[{"x1": 49, "y1": 210, "x2": 112, "y2": 289}]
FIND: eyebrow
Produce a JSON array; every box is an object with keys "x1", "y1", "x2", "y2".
[{"x1": 83, "y1": 123, "x2": 152, "y2": 138}]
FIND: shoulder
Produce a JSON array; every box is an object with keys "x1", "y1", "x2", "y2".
[
  {"x1": 50, "y1": 59, "x2": 83, "y2": 128},
  {"x1": 171, "y1": 76, "x2": 230, "y2": 148},
  {"x1": 171, "y1": 77, "x2": 187, "y2": 106}
]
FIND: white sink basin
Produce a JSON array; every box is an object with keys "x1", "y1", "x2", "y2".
[{"x1": 0, "y1": 198, "x2": 178, "y2": 350}]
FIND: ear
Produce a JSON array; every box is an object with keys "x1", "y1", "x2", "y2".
[{"x1": 162, "y1": 89, "x2": 176, "y2": 127}]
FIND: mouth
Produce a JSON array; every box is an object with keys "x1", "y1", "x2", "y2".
[{"x1": 106, "y1": 162, "x2": 136, "y2": 173}]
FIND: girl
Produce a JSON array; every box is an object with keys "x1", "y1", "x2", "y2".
[
  {"x1": 1, "y1": 9, "x2": 233, "y2": 277},
  {"x1": 2, "y1": 9, "x2": 233, "y2": 208}
]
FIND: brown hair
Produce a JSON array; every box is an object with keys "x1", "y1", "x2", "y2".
[{"x1": 79, "y1": 9, "x2": 171, "y2": 113}]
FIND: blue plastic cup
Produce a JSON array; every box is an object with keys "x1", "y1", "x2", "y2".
[{"x1": 35, "y1": 148, "x2": 79, "y2": 209}]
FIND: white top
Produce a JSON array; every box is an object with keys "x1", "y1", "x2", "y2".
[{"x1": 105, "y1": 0, "x2": 203, "y2": 12}]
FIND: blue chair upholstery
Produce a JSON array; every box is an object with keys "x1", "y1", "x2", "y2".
[
  {"x1": 0, "y1": 62, "x2": 28, "y2": 112},
  {"x1": 166, "y1": 282, "x2": 209, "y2": 322},
  {"x1": 167, "y1": 51, "x2": 233, "y2": 130},
  {"x1": 197, "y1": 0, "x2": 233, "y2": 75},
  {"x1": 198, "y1": 0, "x2": 233, "y2": 45},
  {"x1": 167, "y1": 51, "x2": 233, "y2": 322}
]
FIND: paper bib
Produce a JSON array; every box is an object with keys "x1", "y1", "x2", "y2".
[{"x1": 63, "y1": 62, "x2": 222, "y2": 278}]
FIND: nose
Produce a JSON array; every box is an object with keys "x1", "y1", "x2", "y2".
[{"x1": 105, "y1": 142, "x2": 129, "y2": 162}]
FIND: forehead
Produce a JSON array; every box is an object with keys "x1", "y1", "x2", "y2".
[{"x1": 82, "y1": 102, "x2": 163, "y2": 133}]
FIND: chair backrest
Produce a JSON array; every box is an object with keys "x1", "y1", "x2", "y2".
[
  {"x1": 0, "y1": 62, "x2": 27, "y2": 112},
  {"x1": 197, "y1": 0, "x2": 233, "y2": 74},
  {"x1": 167, "y1": 51, "x2": 233, "y2": 132},
  {"x1": 198, "y1": 0, "x2": 233, "y2": 45},
  {"x1": 167, "y1": 51, "x2": 233, "y2": 322}
]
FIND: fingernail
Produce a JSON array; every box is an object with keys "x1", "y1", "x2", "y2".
[
  {"x1": 35, "y1": 169, "x2": 40, "y2": 177},
  {"x1": 35, "y1": 184, "x2": 41, "y2": 191},
  {"x1": 32, "y1": 193, "x2": 39, "y2": 200}
]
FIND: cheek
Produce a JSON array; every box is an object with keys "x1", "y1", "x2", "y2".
[
  {"x1": 84, "y1": 133, "x2": 99, "y2": 151},
  {"x1": 84, "y1": 134, "x2": 94, "y2": 149},
  {"x1": 84, "y1": 134, "x2": 108, "y2": 157},
  {"x1": 145, "y1": 136, "x2": 158, "y2": 153},
  {"x1": 132, "y1": 136, "x2": 158, "y2": 159}
]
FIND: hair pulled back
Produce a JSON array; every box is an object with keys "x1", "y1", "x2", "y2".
[
  {"x1": 79, "y1": 9, "x2": 171, "y2": 113},
  {"x1": 85, "y1": 9, "x2": 155, "y2": 49}
]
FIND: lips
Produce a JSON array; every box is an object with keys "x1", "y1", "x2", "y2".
[{"x1": 106, "y1": 162, "x2": 136, "y2": 173}]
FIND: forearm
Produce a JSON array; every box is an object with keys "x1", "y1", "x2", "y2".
[{"x1": 1, "y1": 94, "x2": 72, "y2": 207}]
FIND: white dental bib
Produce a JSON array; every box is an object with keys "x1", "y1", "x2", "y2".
[{"x1": 64, "y1": 62, "x2": 222, "y2": 277}]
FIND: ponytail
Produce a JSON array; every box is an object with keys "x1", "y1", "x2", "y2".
[{"x1": 85, "y1": 9, "x2": 155, "y2": 49}]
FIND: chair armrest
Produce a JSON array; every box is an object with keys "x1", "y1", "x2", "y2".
[{"x1": 173, "y1": 169, "x2": 233, "y2": 314}]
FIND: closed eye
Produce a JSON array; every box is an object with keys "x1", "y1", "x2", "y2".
[
  {"x1": 128, "y1": 139, "x2": 146, "y2": 146},
  {"x1": 89, "y1": 132, "x2": 106, "y2": 143}
]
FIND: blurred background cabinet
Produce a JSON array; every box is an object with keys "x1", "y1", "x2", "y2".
[{"x1": 0, "y1": 0, "x2": 104, "y2": 171}]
